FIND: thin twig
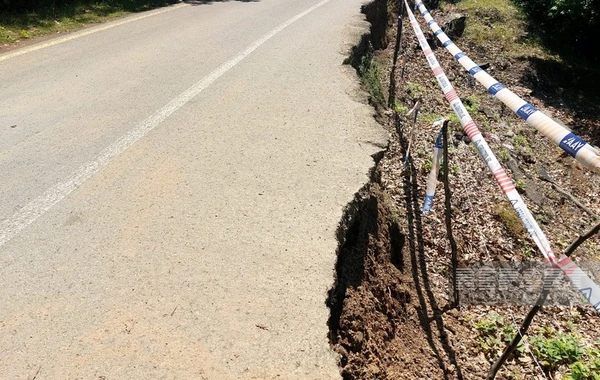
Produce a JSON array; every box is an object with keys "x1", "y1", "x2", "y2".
[
  {"x1": 538, "y1": 174, "x2": 598, "y2": 219},
  {"x1": 31, "y1": 365, "x2": 42, "y2": 380},
  {"x1": 552, "y1": 184, "x2": 598, "y2": 219}
]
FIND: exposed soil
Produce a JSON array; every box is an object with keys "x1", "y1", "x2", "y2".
[{"x1": 328, "y1": 0, "x2": 600, "y2": 379}]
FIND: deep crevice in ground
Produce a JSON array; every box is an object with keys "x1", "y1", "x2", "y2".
[
  {"x1": 327, "y1": 0, "x2": 600, "y2": 378},
  {"x1": 326, "y1": 1, "x2": 462, "y2": 378}
]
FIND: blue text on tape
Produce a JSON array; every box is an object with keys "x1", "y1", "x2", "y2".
[
  {"x1": 488, "y1": 82, "x2": 506, "y2": 95},
  {"x1": 516, "y1": 103, "x2": 537, "y2": 120},
  {"x1": 559, "y1": 133, "x2": 587, "y2": 157}
]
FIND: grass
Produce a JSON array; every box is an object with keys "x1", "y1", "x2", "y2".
[
  {"x1": 0, "y1": 0, "x2": 178, "y2": 45},
  {"x1": 359, "y1": 55, "x2": 385, "y2": 104},
  {"x1": 513, "y1": 134, "x2": 528, "y2": 149},
  {"x1": 441, "y1": 0, "x2": 548, "y2": 57},
  {"x1": 420, "y1": 111, "x2": 442, "y2": 124},
  {"x1": 463, "y1": 95, "x2": 480, "y2": 114}
]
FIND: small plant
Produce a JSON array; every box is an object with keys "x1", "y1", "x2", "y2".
[
  {"x1": 513, "y1": 134, "x2": 528, "y2": 149},
  {"x1": 420, "y1": 112, "x2": 440, "y2": 124},
  {"x1": 404, "y1": 82, "x2": 425, "y2": 99},
  {"x1": 394, "y1": 101, "x2": 409, "y2": 114},
  {"x1": 475, "y1": 312, "x2": 522, "y2": 357},
  {"x1": 447, "y1": 113, "x2": 460, "y2": 125},
  {"x1": 359, "y1": 55, "x2": 384, "y2": 103},
  {"x1": 529, "y1": 333, "x2": 585, "y2": 371},
  {"x1": 568, "y1": 350, "x2": 600, "y2": 380},
  {"x1": 422, "y1": 157, "x2": 433, "y2": 173},
  {"x1": 464, "y1": 95, "x2": 481, "y2": 114},
  {"x1": 515, "y1": 179, "x2": 526, "y2": 193},
  {"x1": 451, "y1": 163, "x2": 460, "y2": 175},
  {"x1": 498, "y1": 148, "x2": 511, "y2": 162},
  {"x1": 521, "y1": 245, "x2": 534, "y2": 260}
]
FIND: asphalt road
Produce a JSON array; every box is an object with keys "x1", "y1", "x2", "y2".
[{"x1": 0, "y1": 0, "x2": 386, "y2": 378}]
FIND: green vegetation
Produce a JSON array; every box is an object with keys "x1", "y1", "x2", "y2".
[
  {"x1": 420, "y1": 111, "x2": 441, "y2": 124},
  {"x1": 498, "y1": 148, "x2": 511, "y2": 163},
  {"x1": 520, "y1": 245, "x2": 533, "y2": 259},
  {"x1": 475, "y1": 313, "x2": 600, "y2": 378},
  {"x1": 463, "y1": 95, "x2": 480, "y2": 114},
  {"x1": 404, "y1": 81, "x2": 425, "y2": 99},
  {"x1": 515, "y1": 179, "x2": 526, "y2": 193},
  {"x1": 394, "y1": 101, "x2": 409, "y2": 114},
  {"x1": 447, "y1": 113, "x2": 459, "y2": 125},
  {"x1": 443, "y1": 0, "x2": 536, "y2": 54},
  {"x1": 422, "y1": 157, "x2": 433, "y2": 173},
  {"x1": 475, "y1": 312, "x2": 522, "y2": 357},
  {"x1": 359, "y1": 55, "x2": 385, "y2": 104},
  {"x1": 0, "y1": 0, "x2": 178, "y2": 45},
  {"x1": 514, "y1": 0, "x2": 600, "y2": 62},
  {"x1": 530, "y1": 332, "x2": 585, "y2": 371},
  {"x1": 513, "y1": 134, "x2": 528, "y2": 149},
  {"x1": 529, "y1": 331, "x2": 600, "y2": 379}
]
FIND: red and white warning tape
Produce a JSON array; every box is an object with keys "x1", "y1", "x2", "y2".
[
  {"x1": 413, "y1": 0, "x2": 600, "y2": 174},
  {"x1": 404, "y1": 0, "x2": 600, "y2": 313}
]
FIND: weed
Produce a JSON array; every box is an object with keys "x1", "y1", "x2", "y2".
[
  {"x1": 515, "y1": 179, "x2": 526, "y2": 193},
  {"x1": 529, "y1": 333, "x2": 585, "y2": 371},
  {"x1": 420, "y1": 112, "x2": 440, "y2": 124},
  {"x1": 498, "y1": 149, "x2": 511, "y2": 162},
  {"x1": 464, "y1": 95, "x2": 481, "y2": 114},
  {"x1": 447, "y1": 113, "x2": 460, "y2": 125},
  {"x1": 475, "y1": 312, "x2": 522, "y2": 357},
  {"x1": 513, "y1": 134, "x2": 528, "y2": 149},
  {"x1": 359, "y1": 55, "x2": 385, "y2": 104},
  {"x1": 404, "y1": 82, "x2": 425, "y2": 99},
  {"x1": 394, "y1": 101, "x2": 409, "y2": 114},
  {"x1": 521, "y1": 245, "x2": 534, "y2": 259},
  {"x1": 569, "y1": 352, "x2": 600, "y2": 380},
  {"x1": 451, "y1": 163, "x2": 460, "y2": 175},
  {"x1": 422, "y1": 157, "x2": 433, "y2": 173}
]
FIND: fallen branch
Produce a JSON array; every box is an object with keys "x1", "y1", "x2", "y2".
[
  {"x1": 551, "y1": 183, "x2": 598, "y2": 219},
  {"x1": 538, "y1": 172, "x2": 598, "y2": 219}
]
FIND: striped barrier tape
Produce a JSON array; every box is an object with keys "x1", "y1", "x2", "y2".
[
  {"x1": 413, "y1": 0, "x2": 600, "y2": 174},
  {"x1": 422, "y1": 121, "x2": 445, "y2": 213},
  {"x1": 404, "y1": 0, "x2": 600, "y2": 313}
]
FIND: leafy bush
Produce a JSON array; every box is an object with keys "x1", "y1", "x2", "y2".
[
  {"x1": 514, "y1": 0, "x2": 600, "y2": 61},
  {"x1": 529, "y1": 333, "x2": 586, "y2": 370}
]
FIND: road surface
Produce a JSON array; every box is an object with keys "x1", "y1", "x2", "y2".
[{"x1": 0, "y1": 0, "x2": 386, "y2": 378}]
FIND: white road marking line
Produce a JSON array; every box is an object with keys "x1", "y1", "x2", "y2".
[
  {"x1": 0, "y1": 0, "x2": 332, "y2": 248},
  {"x1": 0, "y1": 3, "x2": 188, "y2": 63}
]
